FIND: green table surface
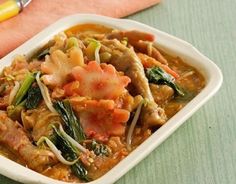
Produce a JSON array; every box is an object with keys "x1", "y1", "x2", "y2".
[{"x1": 1, "y1": 0, "x2": 236, "y2": 183}]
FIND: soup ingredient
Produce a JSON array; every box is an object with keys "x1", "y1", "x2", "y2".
[
  {"x1": 0, "y1": 112, "x2": 57, "y2": 172},
  {"x1": 71, "y1": 161, "x2": 89, "y2": 182},
  {"x1": 9, "y1": 74, "x2": 43, "y2": 120},
  {"x1": 50, "y1": 126, "x2": 80, "y2": 161},
  {"x1": 54, "y1": 100, "x2": 86, "y2": 143},
  {"x1": 85, "y1": 39, "x2": 101, "y2": 63},
  {"x1": 100, "y1": 52, "x2": 112, "y2": 63},
  {"x1": 149, "y1": 84, "x2": 174, "y2": 105},
  {"x1": 133, "y1": 41, "x2": 168, "y2": 64},
  {"x1": 8, "y1": 81, "x2": 20, "y2": 105},
  {"x1": 25, "y1": 85, "x2": 43, "y2": 109},
  {"x1": 137, "y1": 53, "x2": 179, "y2": 78},
  {"x1": 101, "y1": 39, "x2": 166, "y2": 127},
  {"x1": 36, "y1": 72, "x2": 57, "y2": 113},
  {"x1": 107, "y1": 30, "x2": 155, "y2": 44},
  {"x1": 58, "y1": 124, "x2": 87, "y2": 153},
  {"x1": 146, "y1": 67, "x2": 184, "y2": 96},
  {"x1": 12, "y1": 72, "x2": 35, "y2": 106},
  {"x1": 50, "y1": 126, "x2": 89, "y2": 181},
  {"x1": 126, "y1": 100, "x2": 143, "y2": 151},
  {"x1": 64, "y1": 61, "x2": 131, "y2": 100},
  {"x1": 8, "y1": 73, "x2": 37, "y2": 121},
  {"x1": 70, "y1": 98, "x2": 130, "y2": 142},
  {"x1": 21, "y1": 107, "x2": 60, "y2": 141},
  {"x1": 41, "y1": 47, "x2": 84, "y2": 87},
  {"x1": 65, "y1": 37, "x2": 79, "y2": 50},
  {"x1": 87, "y1": 140, "x2": 110, "y2": 156},
  {"x1": 37, "y1": 136, "x2": 79, "y2": 165},
  {"x1": 7, "y1": 101, "x2": 25, "y2": 121},
  {"x1": 106, "y1": 30, "x2": 167, "y2": 64}
]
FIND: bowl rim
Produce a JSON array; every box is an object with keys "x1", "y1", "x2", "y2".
[{"x1": 0, "y1": 14, "x2": 223, "y2": 184}]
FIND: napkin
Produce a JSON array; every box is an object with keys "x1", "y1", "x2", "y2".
[{"x1": 0, "y1": 0, "x2": 160, "y2": 58}]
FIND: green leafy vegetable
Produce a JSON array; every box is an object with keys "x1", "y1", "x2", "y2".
[
  {"x1": 12, "y1": 72, "x2": 35, "y2": 106},
  {"x1": 87, "y1": 140, "x2": 109, "y2": 156},
  {"x1": 50, "y1": 126, "x2": 89, "y2": 181},
  {"x1": 146, "y1": 67, "x2": 184, "y2": 96},
  {"x1": 71, "y1": 161, "x2": 89, "y2": 181},
  {"x1": 9, "y1": 73, "x2": 43, "y2": 120},
  {"x1": 51, "y1": 126, "x2": 78, "y2": 161},
  {"x1": 53, "y1": 100, "x2": 86, "y2": 143},
  {"x1": 25, "y1": 85, "x2": 43, "y2": 109}
]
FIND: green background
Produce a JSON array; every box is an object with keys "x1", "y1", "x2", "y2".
[{"x1": 1, "y1": 0, "x2": 235, "y2": 183}]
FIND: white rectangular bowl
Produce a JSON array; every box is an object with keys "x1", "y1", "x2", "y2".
[{"x1": 0, "y1": 14, "x2": 222, "y2": 184}]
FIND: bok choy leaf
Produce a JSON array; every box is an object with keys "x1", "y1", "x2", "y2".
[
  {"x1": 53, "y1": 100, "x2": 86, "y2": 143},
  {"x1": 146, "y1": 67, "x2": 184, "y2": 96}
]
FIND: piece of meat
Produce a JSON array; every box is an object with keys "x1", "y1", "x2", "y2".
[
  {"x1": 101, "y1": 39, "x2": 166, "y2": 127},
  {"x1": 21, "y1": 106, "x2": 61, "y2": 141},
  {"x1": 106, "y1": 30, "x2": 167, "y2": 64},
  {"x1": 150, "y1": 84, "x2": 174, "y2": 105},
  {"x1": 137, "y1": 53, "x2": 179, "y2": 78},
  {"x1": 132, "y1": 41, "x2": 168, "y2": 64},
  {"x1": 106, "y1": 30, "x2": 155, "y2": 43},
  {"x1": 0, "y1": 112, "x2": 58, "y2": 172}
]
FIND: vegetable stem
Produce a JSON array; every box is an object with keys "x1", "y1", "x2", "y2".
[
  {"x1": 36, "y1": 72, "x2": 57, "y2": 113},
  {"x1": 12, "y1": 72, "x2": 35, "y2": 106},
  {"x1": 37, "y1": 136, "x2": 79, "y2": 165},
  {"x1": 126, "y1": 101, "x2": 144, "y2": 151}
]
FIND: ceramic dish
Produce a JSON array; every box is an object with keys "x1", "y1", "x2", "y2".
[{"x1": 0, "y1": 14, "x2": 222, "y2": 184}]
